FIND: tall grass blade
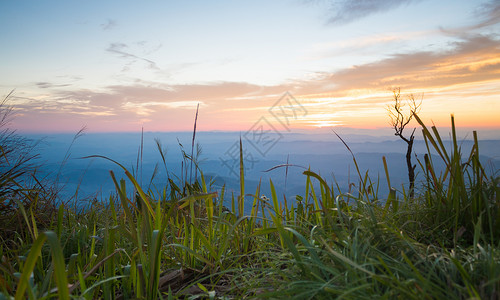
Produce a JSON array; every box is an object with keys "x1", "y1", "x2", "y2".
[
  {"x1": 190, "y1": 103, "x2": 199, "y2": 184},
  {"x1": 239, "y1": 137, "x2": 245, "y2": 217}
]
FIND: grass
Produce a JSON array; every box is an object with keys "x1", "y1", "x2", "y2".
[{"x1": 0, "y1": 112, "x2": 499, "y2": 299}]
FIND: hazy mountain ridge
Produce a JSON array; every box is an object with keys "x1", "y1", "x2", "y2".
[{"x1": 22, "y1": 132, "x2": 500, "y2": 206}]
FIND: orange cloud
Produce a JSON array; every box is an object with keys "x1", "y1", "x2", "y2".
[{"x1": 10, "y1": 34, "x2": 500, "y2": 132}]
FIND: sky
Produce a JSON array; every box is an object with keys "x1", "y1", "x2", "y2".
[{"x1": 1, "y1": 0, "x2": 499, "y2": 133}]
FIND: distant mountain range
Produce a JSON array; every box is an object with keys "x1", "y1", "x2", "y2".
[{"x1": 21, "y1": 131, "x2": 500, "y2": 212}]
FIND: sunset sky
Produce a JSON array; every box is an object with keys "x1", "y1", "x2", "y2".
[{"x1": 1, "y1": 0, "x2": 499, "y2": 133}]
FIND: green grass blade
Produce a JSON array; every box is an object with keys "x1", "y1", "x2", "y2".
[
  {"x1": 15, "y1": 234, "x2": 47, "y2": 300},
  {"x1": 239, "y1": 137, "x2": 245, "y2": 217}
]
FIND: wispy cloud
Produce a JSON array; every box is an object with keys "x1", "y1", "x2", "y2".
[
  {"x1": 301, "y1": 31, "x2": 433, "y2": 62},
  {"x1": 323, "y1": 0, "x2": 420, "y2": 25},
  {"x1": 434, "y1": 1, "x2": 500, "y2": 35},
  {"x1": 472, "y1": 0, "x2": 500, "y2": 29},
  {"x1": 106, "y1": 42, "x2": 159, "y2": 70},
  {"x1": 17, "y1": 82, "x2": 280, "y2": 118},
  {"x1": 35, "y1": 82, "x2": 72, "y2": 89},
  {"x1": 100, "y1": 19, "x2": 117, "y2": 31}
]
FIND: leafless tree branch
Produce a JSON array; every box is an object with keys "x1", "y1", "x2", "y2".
[{"x1": 387, "y1": 88, "x2": 423, "y2": 198}]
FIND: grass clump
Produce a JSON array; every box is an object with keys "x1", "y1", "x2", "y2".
[
  {"x1": 0, "y1": 112, "x2": 498, "y2": 299},
  {"x1": 0, "y1": 92, "x2": 60, "y2": 248}
]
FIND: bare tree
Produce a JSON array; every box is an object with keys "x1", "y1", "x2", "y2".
[{"x1": 388, "y1": 88, "x2": 422, "y2": 198}]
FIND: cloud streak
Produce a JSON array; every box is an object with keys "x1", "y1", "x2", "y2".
[
  {"x1": 106, "y1": 42, "x2": 159, "y2": 70},
  {"x1": 472, "y1": 0, "x2": 500, "y2": 29},
  {"x1": 35, "y1": 82, "x2": 72, "y2": 89},
  {"x1": 324, "y1": 0, "x2": 420, "y2": 25}
]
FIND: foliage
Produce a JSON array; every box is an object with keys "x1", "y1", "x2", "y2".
[
  {"x1": 0, "y1": 111, "x2": 498, "y2": 299},
  {"x1": 0, "y1": 92, "x2": 59, "y2": 243}
]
